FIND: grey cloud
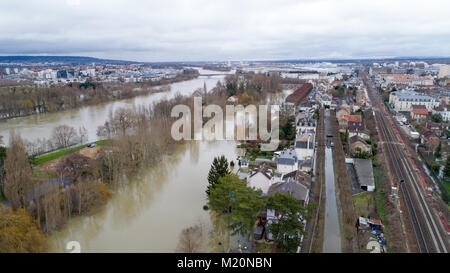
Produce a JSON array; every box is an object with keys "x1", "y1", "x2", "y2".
[{"x1": 0, "y1": 0, "x2": 449, "y2": 61}]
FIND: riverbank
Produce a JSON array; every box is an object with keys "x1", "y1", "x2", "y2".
[
  {"x1": 29, "y1": 140, "x2": 108, "y2": 166},
  {"x1": 0, "y1": 74, "x2": 228, "y2": 146},
  {"x1": 0, "y1": 74, "x2": 199, "y2": 122}
]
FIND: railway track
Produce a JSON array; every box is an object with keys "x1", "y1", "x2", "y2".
[
  {"x1": 363, "y1": 71, "x2": 449, "y2": 253},
  {"x1": 375, "y1": 111, "x2": 428, "y2": 252}
]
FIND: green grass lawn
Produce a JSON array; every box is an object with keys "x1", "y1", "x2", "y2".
[
  {"x1": 353, "y1": 191, "x2": 375, "y2": 218},
  {"x1": 373, "y1": 166, "x2": 390, "y2": 242},
  {"x1": 30, "y1": 140, "x2": 107, "y2": 166},
  {"x1": 32, "y1": 169, "x2": 58, "y2": 179}
]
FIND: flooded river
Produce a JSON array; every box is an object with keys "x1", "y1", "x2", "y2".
[
  {"x1": 0, "y1": 69, "x2": 247, "y2": 252},
  {"x1": 0, "y1": 69, "x2": 229, "y2": 144},
  {"x1": 0, "y1": 69, "x2": 292, "y2": 252},
  {"x1": 50, "y1": 140, "x2": 241, "y2": 252}
]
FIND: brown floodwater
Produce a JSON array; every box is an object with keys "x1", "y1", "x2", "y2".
[
  {"x1": 0, "y1": 69, "x2": 291, "y2": 252},
  {"x1": 50, "y1": 140, "x2": 242, "y2": 253},
  {"x1": 0, "y1": 69, "x2": 229, "y2": 144}
]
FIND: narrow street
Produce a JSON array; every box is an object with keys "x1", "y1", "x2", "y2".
[{"x1": 323, "y1": 110, "x2": 342, "y2": 252}]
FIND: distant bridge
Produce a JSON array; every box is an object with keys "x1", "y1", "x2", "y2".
[{"x1": 199, "y1": 73, "x2": 230, "y2": 77}]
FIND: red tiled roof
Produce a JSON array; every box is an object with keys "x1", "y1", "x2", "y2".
[
  {"x1": 285, "y1": 83, "x2": 313, "y2": 105},
  {"x1": 338, "y1": 115, "x2": 362, "y2": 123},
  {"x1": 412, "y1": 105, "x2": 428, "y2": 115}
]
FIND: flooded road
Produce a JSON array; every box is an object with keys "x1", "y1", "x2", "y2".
[{"x1": 323, "y1": 110, "x2": 342, "y2": 253}]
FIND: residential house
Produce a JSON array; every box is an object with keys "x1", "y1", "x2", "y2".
[
  {"x1": 247, "y1": 167, "x2": 274, "y2": 194},
  {"x1": 421, "y1": 129, "x2": 440, "y2": 150},
  {"x1": 298, "y1": 158, "x2": 313, "y2": 173},
  {"x1": 298, "y1": 103, "x2": 316, "y2": 112},
  {"x1": 431, "y1": 106, "x2": 450, "y2": 122},
  {"x1": 281, "y1": 170, "x2": 312, "y2": 190},
  {"x1": 338, "y1": 115, "x2": 362, "y2": 129},
  {"x1": 295, "y1": 132, "x2": 315, "y2": 161},
  {"x1": 265, "y1": 178, "x2": 310, "y2": 245},
  {"x1": 296, "y1": 113, "x2": 316, "y2": 134},
  {"x1": 240, "y1": 158, "x2": 249, "y2": 168},
  {"x1": 426, "y1": 122, "x2": 443, "y2": 136},
  {"x1": 348, "y1": 135, "x2": 371, "y2": 155},
  {"x1": 347, "y1": 120, "x2": 369, "y2": 139},
  {"x1": 352, "y1": 102, "x2": 363, "y2": 112},
  {"x1": 411, "y1": 105, "x2": 429, "y2": 122},
  {"x1": 336, "y1": 104, "x2": 351, "y2": 119},
  {"x1": 276, "y1": 148, "x2": 298, "y2": 174},
  {"x1": 319, "y1": 93, "x2": 332, "y2": 107},
  {"x1": 267, "y1": 180, "x2": 310, "y2": 207},
  {"x1": 227, "y1": 95, "x2": 238, "y2": 104}
]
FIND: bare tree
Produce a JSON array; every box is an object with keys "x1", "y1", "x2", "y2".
[
  {"x1": 55, "y1": 152, "x2": 91, "y2": 179},
  {"x1": 97, "y1": 121, "x2": 115, "y2": 137},
  {"x1": 78, "y1": 126, "x2": 88, "y2": 144},
  {"x1": 3, "y1": 131, "x2": 33, "y2": 210},
  {"x1": 175, "y1": 224, "x2": 204, "y2": 253},
  {"x1": 52, "y1": 125, "x2": 79, "y2": 148},
  {"x1": 112, "y1": 107, "x2": 135, "y2": 136}
]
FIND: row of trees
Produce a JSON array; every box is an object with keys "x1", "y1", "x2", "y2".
[
  {"x1": 24, "y1": 125, "x2": 87, "y2": 156},
  {"x1": 0, "y1": 132, "x2": 47, "y2": 252},
  {"x1": 0, "y1": 71, "x2": 200, "y2": 120},
  {"x1": 218, "y1": 72, "x2": 282, "y2": 101},
  {"x1": 0, "y1": 130, "x2": 113, "y2": 252}
]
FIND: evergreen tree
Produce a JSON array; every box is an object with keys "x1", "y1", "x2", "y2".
[
  {"x1": 206, "y1": 155, "x2": 230, "y2": 196},
  {"x1": 208, "y1": 174, "x2": 265, "y2": 237},
  {"x1": 267, "y1": 193, "x2": 309, "y2": 253},
  {"x1": 434, "y1": 141, "x2": 442, "y2": 159},
  {"x1": 444, "y1": 156, "x2": 450, "y2": 179}
]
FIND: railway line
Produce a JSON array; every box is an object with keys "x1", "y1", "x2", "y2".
[{"x1": 363, "y1": 71, "x2": 449, "y2": 253}]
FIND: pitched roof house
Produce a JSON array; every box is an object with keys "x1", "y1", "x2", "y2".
[
  {"x1": 276, "y1": 148, "x2": 298, "y2": 174},
  {"x1": 348, "y1": 135, "x2": 371, "y2": 155},
  {"x1": 267, "y1": 180, "x2": 310, "y2": 206},
  {"x1": 421, "y1": 129, "x2": 440, "y2": 150},
  {"x1": 336, "y1": 104, "x2": 351, "y2": 119},
  {"x1": 338, "y1": 115, "x2": 362, "y2": 128},
  {"x1": 411, "y1": 105, "x2": 429, "y2": 121},
  {"x1": 247, "y1": 167, "x2": 274, "y2": 194}
]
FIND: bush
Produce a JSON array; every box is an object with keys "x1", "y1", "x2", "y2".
[{"x1": 0, "y1": 205, "x2": 48, "y2": 253}]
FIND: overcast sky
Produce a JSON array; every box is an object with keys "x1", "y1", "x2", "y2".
[{"x1": 0, "y1": 0, "x2": 449, "y2": 62}]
